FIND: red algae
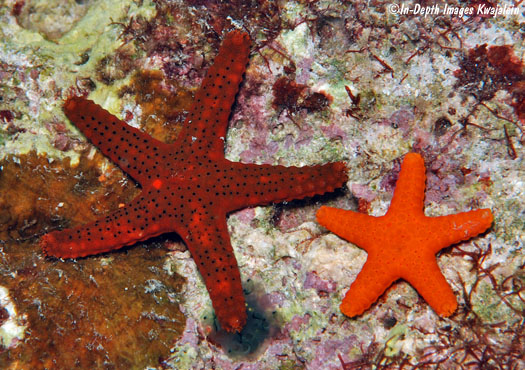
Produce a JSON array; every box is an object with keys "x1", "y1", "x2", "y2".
[
  {"x1": 273, "y1": 76, "x2": 308, "y2": 113},
  {"x1": 272, "y1": 76, "x2": 331, "y2": 125},
  {"x1": 454, "y1": 44, "x2": 525, "y2": 121},
  {"x1": 0, "y1": 110, "x2": 14, "y2": 123},
  {"x1": 487, "y1": 45, "x2": 523, "y2": 77},
  {"x1": 11, "y1": 1, "x2": 25, "y2": 17}
]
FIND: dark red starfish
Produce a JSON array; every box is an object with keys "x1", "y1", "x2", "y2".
[{"x1": 41, "y1": 30, "x2": 347, "y2": 332}]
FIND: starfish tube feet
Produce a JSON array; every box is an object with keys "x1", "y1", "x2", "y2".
[{"x1": 317, "y1": 152, "x2": 494, "y2": 317}]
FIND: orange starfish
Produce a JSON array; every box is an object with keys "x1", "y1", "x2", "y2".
[{"x1": 316, "y1": 152, "x2": 493, "y2": 317}]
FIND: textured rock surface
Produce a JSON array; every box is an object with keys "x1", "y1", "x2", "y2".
[{"x1": 0, "y1": 0, "x2": 523, "y2": 368}]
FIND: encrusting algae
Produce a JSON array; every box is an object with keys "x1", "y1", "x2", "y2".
[{"x1": 0, "y1": 152, "x2": 185, "y2": 368}]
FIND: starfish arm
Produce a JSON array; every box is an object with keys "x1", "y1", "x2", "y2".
[
  {"x1": 178, "y1": 30, "x2": 251, "y2": 159},
  {"x1": 425, "y1": 209, "x2": 493, "y2": 253},
  {"x1": 64, "y1": 97, "x2": 170, "y2": 185},
  {"x1": 403, "y1": 259, "x2": 458, "y2": 316},
  {"x1": 388, "y1": 153, "x2": 426, "y2": 215},
  {"x1": 180, "y1": 212, "x2": 246, "y2": 332},
  {"x1": 41, "y1": 191, "x2": 176, "y2": 258},
  {"x1": 340, "y1": 259, "x2": 399, "y2": 317},
  {"x1": 316, "y1": 206, "x2": 380, "y2": 253},
  {"x1": 225, "y1": 161, "x2": 348, "y2": 212}
]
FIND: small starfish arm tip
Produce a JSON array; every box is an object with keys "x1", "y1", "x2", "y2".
[
  {"x1": 479, "y1": 208, "x2": 494, "y2": 225},
  {"x1": 428, "y1": 288, "x2": 458, "y2": 317},
  {"x1": 433, "y1": 208, "x2": 494, "y2": 251},
  {"x1": 339, "y1": 300, "x2": 366, "y2": 318},
  {"x1": 316, "y1": 205, "x2": 344, "y2": 226},
  {"x1": 459, "y1": 207, "x2": 494, "y2": 240},
  {"x1": 339, "y1": 285, "x2": 385, "y2": 318},
  {"x1": 438, "y1": 301, "x2": 458, "y2": 317},
  {"x1": 404, "y1": 152, "x2": 424, "y2": 164},
  {"x1": 427, "y1": 290, "x2": 458, "y2": 318},
  {"x1": 337, "y1": 262, "x2": 399, "y2": 318},
  {"x1": 316, "y1": 205, "x2": 376, "y2": 249},
  {"x1": 316, "y1": 205, "x2": 329, "y2": 219},
  {"x1": 472, "y1": 208, "x2": 494, "y2": 235}
]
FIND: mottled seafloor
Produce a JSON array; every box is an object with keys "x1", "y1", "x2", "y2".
[{"x1": 0, "y1": 0, "x2": 523, "y2": 369}]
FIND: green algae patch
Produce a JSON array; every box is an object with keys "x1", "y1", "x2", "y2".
[
  {"x1": 14, "y1": 0, "x2": 91, "y2": 41},
  {"x1": 2, "y1": 0, "x2": 154, "y2": 74},
  {"x1": 0, "y1": 0, "x2": 157, "y2": 162},
  {"x1": 384, "y1": 324, "x2": 409, "y2": 357},
  {"x1": 5, "y1": 0, "x2": 156, "y2": 65}
]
